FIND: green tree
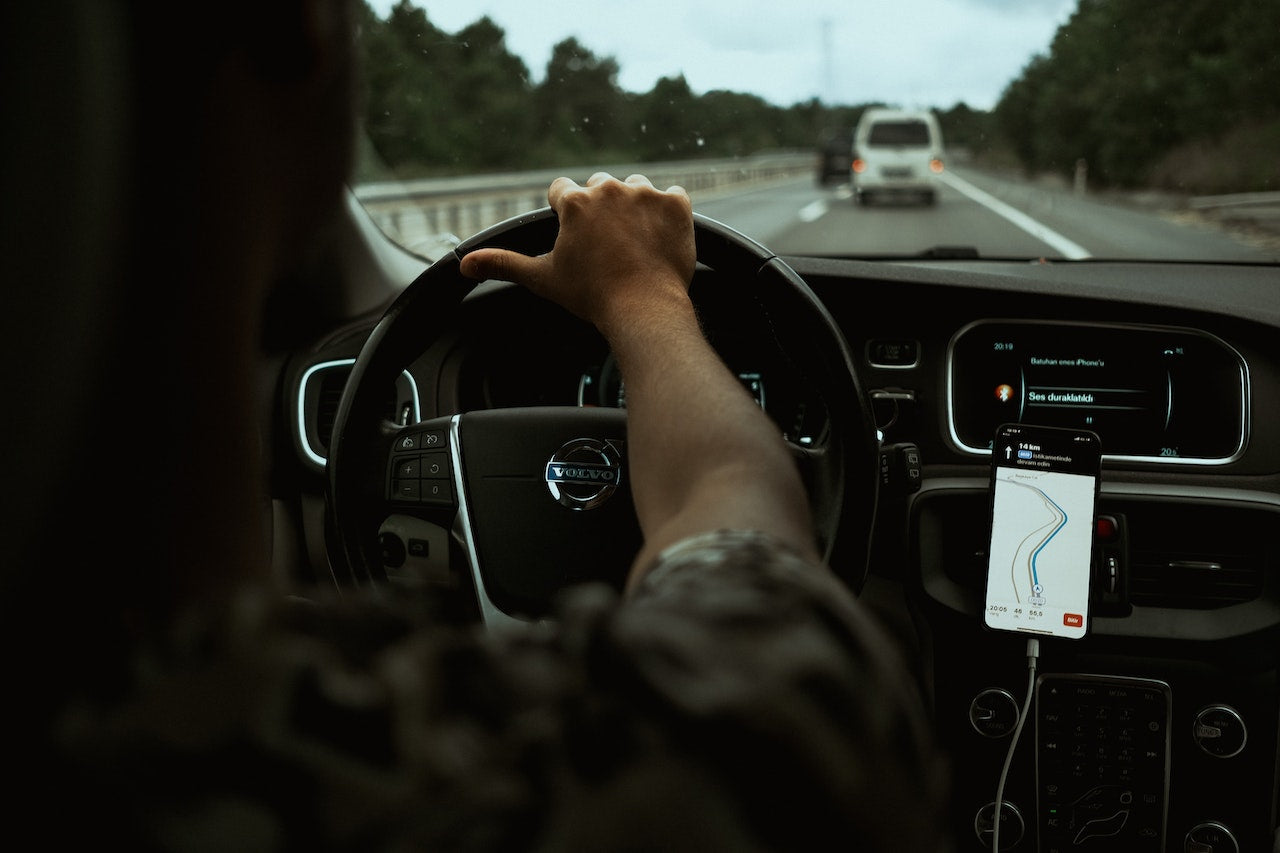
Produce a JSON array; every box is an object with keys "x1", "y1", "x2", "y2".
[
  {"x1": 993, "y1": 0, "x2": 1279, "y2": 188},
  {"x1": 534, "y1": 38, "x2": 630, "y2": 163},
  {"x1": 936, "y1": 102, "x2": 993, "y2": 153},
  {"x1": 447, "y1": 17, "x2": 534, "y2": 168},
  {"x1": 634, "y1": 75, "x2": 703, "y2": 160},
  {"x1": 364, "y1": 1, "x2": 460, "y2": 172},
  {"x1": 693, "y1": 90, "x2": 779, "y2": 156}
]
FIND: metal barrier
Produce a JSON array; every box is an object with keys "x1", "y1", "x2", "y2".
[
  {"x1": 352, "y1": 152, "x2": 814, "y2": 256},
  {"x1": 1188, "y1": 191, "x2": 1280, "y2": 211}
]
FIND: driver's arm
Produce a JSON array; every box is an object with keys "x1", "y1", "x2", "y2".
[{"x1": 458, "y1": 173, "x2": 819, "y2": 588}]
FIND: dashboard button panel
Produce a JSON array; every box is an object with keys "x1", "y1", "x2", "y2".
[{"x1": 1036, "y1": 674, "x2": 1171, "y2": 851}]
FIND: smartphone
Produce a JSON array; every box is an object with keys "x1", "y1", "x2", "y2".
[{"x1": 983, "y1": 423, "x2": 1102, "y2": 639}]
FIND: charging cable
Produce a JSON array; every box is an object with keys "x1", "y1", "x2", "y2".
[{"x1": 991, "y1": 637, "x2": 1040, "y2": 851}]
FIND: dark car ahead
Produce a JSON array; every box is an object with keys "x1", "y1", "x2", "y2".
[{"x1": 816, "y1": 131, "x2": 852, "y2": 186}]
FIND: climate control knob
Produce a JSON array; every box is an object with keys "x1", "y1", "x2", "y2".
[
  {"x1": 969, "y1": 688, "x2": 1019, "y2": 738},
  {"x1": 1184, "y1": 820, "x2": 1238, "y2": 853},
  {"x1": 974, "y1": 801, "x2": 1023, "y2": 851},
  {"x1": 1192, "y1": 705, "x2": 1246, "y2": 758}
]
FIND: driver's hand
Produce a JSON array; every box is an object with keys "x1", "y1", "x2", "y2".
[{"x1": 459, "y1": 173, "x2": 695, "y2": 336}]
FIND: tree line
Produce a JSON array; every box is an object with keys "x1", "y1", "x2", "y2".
[
  {"x1": 993, "y1": 0, "x2": 1278, "y2": 191},
  {"x1": 353, "y1": 1, "x2": 912, "y2": 180},
  {"x1": 355, "y1": 0, "x2": 1276, "y2": 193}
]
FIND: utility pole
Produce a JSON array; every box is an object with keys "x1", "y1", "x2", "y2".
[{"x1": 821, "y1": 18, "x2": 834, "y2": 105}]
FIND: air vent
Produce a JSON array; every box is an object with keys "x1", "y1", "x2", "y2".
[
  {"x1": 1124, "y1": 501, "x2": 1269, "y2": 610},
  {"x1": 1128, "y1": 550, "x2": 1264, "y2": 609},
  {"x1": 315, "y1": 368, "x2": 349, "y2": 454},
  {"x1": 314, "y1": 368, "x2": 404, "y2": 454},
  {"x1": 298, "y1": 360, "x2": 420, "y2": 467}
]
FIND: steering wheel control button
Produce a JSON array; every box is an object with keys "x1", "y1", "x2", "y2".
[
  {"x1": 388, "y1": 421, "x2": 457, "y2": 506},
  {"x1": 1192, "y1": 705, "x2": 1246, "y2": 758},
  {"x1": 969, "y1": 688, "x2": 1019, "y2": 738},
  {"x1": 545, "y1": 438, "x2": 623, "y2": 510},
  {"x1": 420, "y1": 451, "x2": 449, "y2": 478},
  {"x1": 421, "y1": 480, "x2": 453, "y2": 506}
]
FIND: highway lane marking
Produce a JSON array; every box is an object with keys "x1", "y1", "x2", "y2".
[
  {"x1": 799, "y1": 199, "x2": 828, "y2": 222},
  {"x1": 936, "y1": 170, "x2": 1092, "y2": 259}
]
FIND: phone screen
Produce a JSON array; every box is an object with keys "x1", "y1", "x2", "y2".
[{"x1": 984, "y1": 423, "x2": 1101, "y2": 639}]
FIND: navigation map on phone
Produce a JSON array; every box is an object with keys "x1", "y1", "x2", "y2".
[{"x1": 984, "y1": 424, "x2": 1101, "y2": 639}]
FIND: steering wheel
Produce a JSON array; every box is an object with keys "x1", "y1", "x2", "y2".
[{"x1": 327, "y1": 207, "x2": 879, "y2": 625}]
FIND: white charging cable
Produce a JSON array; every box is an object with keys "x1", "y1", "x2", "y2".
[{"x1": 992, "y1": 637, "x2": 1040, "y2": 851}]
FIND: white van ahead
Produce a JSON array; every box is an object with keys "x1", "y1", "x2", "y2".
[{"x1": 851, "y1": 108, "x2": 945, "y2": 205}]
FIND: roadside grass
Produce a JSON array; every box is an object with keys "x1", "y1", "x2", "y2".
[{"x1": 1147, "y1": 118, "x2": 1280, "y2": 196}]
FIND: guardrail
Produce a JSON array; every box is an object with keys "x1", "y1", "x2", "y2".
[
  {"x1": 352, "y1": 152, "x2": 815, "y2": 256},
  {"x1": 1187, "y1": 191, "x2": 1280, "y2": 247},
  {"x1": 1188, "y1": 191, "x2": 1280, "y2": 211}
]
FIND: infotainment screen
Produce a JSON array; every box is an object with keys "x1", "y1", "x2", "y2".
[{"x1": 948, "y1": 320, "x2": 1248, "y2": 462}]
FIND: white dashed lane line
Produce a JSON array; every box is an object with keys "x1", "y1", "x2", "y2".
[{"x1": 799, "y1": 199, "x2": 828, "y2": 222}]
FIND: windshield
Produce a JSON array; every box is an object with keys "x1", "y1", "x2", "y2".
[{"x1": 353, "y1": 0, "x2": 1279, "y2": 263}]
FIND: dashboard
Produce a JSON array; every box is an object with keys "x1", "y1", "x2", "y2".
[
  {"x1": 791, "y1": 257, "x2": 1280, "y2": 853},
  {"x1": 283, "y1": 254, "x2": 1279, "y2": 852}
]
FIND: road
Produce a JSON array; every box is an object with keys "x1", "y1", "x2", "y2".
[{"x1": 695, "y1": 166, "x2": 1275, "y2": 262}]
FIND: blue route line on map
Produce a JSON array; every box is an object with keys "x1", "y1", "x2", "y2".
[{"x1": 1028, "y1": 486, "x2": 1067, "y2": 588}]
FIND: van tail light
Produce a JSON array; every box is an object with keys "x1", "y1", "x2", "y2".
[
  {"x1": 852, "y1": 158, "x2": 866, "y2": 174},
  {"x1": 929, "y1": 158, "x2": 944, "y2": 174}
]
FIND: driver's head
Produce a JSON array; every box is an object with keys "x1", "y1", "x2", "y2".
[{"x1": 3, "y1": 0, "x2": 361, "y2": 718}]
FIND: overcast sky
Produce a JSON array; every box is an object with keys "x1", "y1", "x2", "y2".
[{"x1": 368, "y1": 0, "x2": 1078, "y2": 110}]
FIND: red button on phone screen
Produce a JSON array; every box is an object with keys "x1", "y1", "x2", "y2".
[{"x1": 1063, "y1": 613, "x2": 1083, "y2": 628}]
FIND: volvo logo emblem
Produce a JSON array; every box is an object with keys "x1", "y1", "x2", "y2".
[{"x1": 545, "y1": 437, "x2": 624, "y2": 510}]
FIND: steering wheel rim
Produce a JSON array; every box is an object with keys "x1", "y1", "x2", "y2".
[{"x1": 327, "y1": 207, "x2": 880, "y2": 622}]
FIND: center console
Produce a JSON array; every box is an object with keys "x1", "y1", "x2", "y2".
[{"x1": 907, "y1": 483, "x2": 1278, "y2": 852}]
